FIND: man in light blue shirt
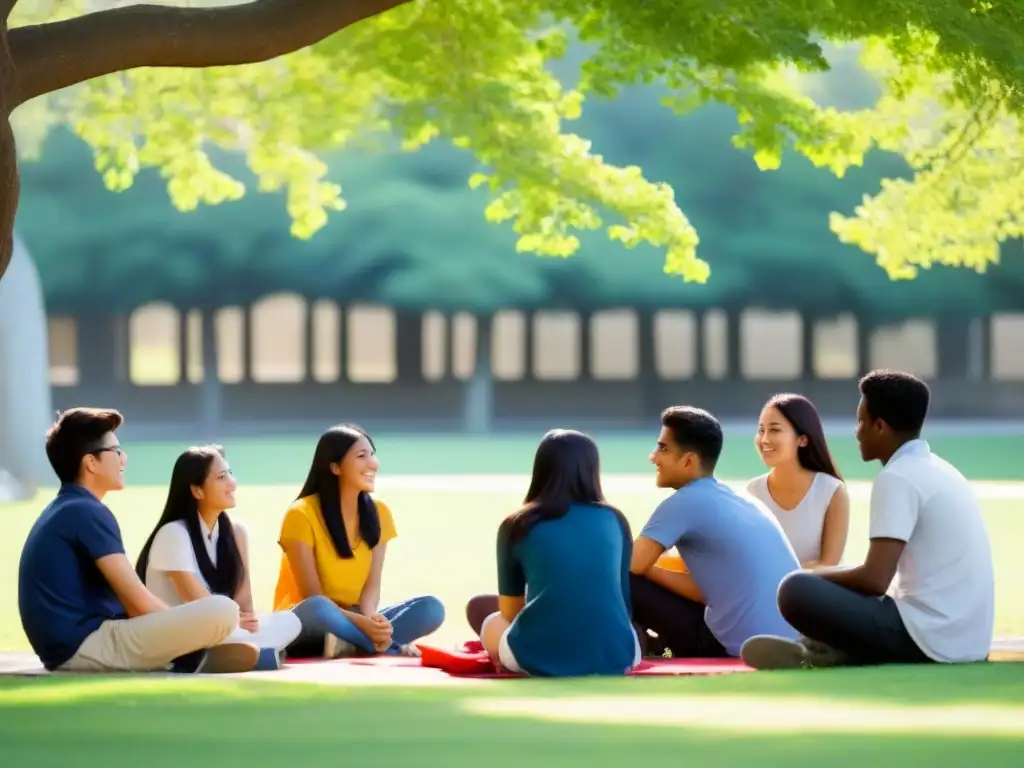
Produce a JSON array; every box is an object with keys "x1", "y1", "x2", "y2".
[{"x1": 630, "y1": 406, "x2": 801, "y2": 657}]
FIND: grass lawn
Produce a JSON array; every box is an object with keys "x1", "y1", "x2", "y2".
[
  {"x1": 1, "y1": 662, "x2": 1023, "y2": 765},
  {"x1": 1, "y1": 474, "x2": 1022, "y2": 765}
]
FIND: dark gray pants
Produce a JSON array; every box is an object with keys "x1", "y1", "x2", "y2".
[{"x1": 778, "y1": 571, "x2": 932, "y2": 665}]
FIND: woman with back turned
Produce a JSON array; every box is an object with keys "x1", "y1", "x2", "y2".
[{"x1": 465, "y1": 429, "x2": 640, "y2": 677}]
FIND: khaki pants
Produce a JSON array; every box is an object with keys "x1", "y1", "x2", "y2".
[{"x1": 60, "y1": 595, "x2": 240, "y2": 672}]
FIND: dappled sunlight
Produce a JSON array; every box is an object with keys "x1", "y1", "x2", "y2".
[{"x1": 463, "y1": 694, "x2": 1024, "y2": 737}]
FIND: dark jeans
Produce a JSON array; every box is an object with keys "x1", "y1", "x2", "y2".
[
  {"x1": 778, "y1": 571, "x2": 932, "y2": 665},
  {"x1": 629, "y1": 573, "x2": 728, "y2": 658}
]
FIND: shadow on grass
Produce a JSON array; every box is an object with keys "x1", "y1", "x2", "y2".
[{"x1": 0, "y1": 664, "x2": 1023, "y2": 767}]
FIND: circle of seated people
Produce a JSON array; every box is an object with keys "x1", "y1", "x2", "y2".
[{"x1": 16, "y1": 369, "x2": 995, "y2": 676}]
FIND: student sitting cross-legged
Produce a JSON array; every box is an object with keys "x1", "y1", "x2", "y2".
[
  {"x1": 629, "y1": 406, "x2": 802, "y2": 659},
  {"x1": 465, "y1": 429, "x2": 640, "y2": 677},
  {"x1": 274, "y1": 424, "x2": 445, "y2": 659},
  {"x1": 18, "y1": 408, "x2": 258, "y2": 674},
  {"x1": 136, "y1": 445, "x2": 302, "y2": 671},
  {"x1": 741, "y1": 370, "x2": 995, "y2": 670}
]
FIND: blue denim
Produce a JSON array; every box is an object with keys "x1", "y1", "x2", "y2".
[
  {"x1": 254, "y1": 647, "x2": 283, "y2": 671},
  {"x1": 291, "y1": 595, "x2": 445, "y2": 655}
]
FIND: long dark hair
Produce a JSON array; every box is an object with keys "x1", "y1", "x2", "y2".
[
  {"x1": 297, "y1": 424, "x2": 381, "y2": 559},
  {"x1": 764, "y1": 393, "x2": 843, "y2": 480},
  {"x1": 135, "y1": 445, "x2": 244, "y2": 598},
  {"x1": 504, "y1": 429, "x2": 631, "y2": 545}
]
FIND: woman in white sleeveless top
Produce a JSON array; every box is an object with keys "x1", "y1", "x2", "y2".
[{"x1": 746, "y1": 393, "x2": 849, "y2": 568}]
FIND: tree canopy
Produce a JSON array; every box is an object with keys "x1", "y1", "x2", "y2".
[
  {"x1": 4, "y1": 0, "x2": 1024, "y2": 286},
  {"x1": 21, "y1": 88, "x2": 1024, "y2": 318}
]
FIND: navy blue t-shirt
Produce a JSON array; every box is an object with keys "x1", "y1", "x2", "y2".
[
  {"x1": 498, "y1": 503, "x2": 637, "y2": 677},
  {"x1": 18, "y1": 484, "x2": 128, "y2": 669}
]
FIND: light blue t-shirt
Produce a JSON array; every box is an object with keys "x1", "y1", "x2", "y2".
[{"x1": 640, "y1": 477, "x2": 800, "y2": 655}]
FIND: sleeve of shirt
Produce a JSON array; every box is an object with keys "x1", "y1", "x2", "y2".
[
  {"x1": 375, "y1": 499, "x2": 398, "y2": 544},
  {"x1": 76, "y1": 503, "x2": 126, "y2": 561},
  {"x1": 639, "y1": 492, "x2": 693, "y2": 550},
  {"x1": 496, "y1": 518, "x2": 525, "y2": 597},
  {"x1": 148, "y1": 523, "x2": 199, "y2": 573},
  {"x1": 279, "y1": 502, "x2": 316, "y2": 548},
  {"x1": 868, "y1": 472, "x2": 919, "y2": 543}
]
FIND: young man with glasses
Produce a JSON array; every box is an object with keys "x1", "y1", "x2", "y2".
[{"x1": 18, "y1": 407, "x2": 259, "y2": 673}]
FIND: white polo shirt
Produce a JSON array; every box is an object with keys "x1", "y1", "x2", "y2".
[
  {"x1": 144, "y1": 516, "x2": 248, "y2": 607},
  {"x1": 869, "y1": 439, "x2": 994, "y2": 663}
]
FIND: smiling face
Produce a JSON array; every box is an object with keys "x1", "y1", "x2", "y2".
[
  {"x1": 755, "y1": 405, "x2": 806, "y2": 469},
  {"x1": 332, "y1": 435, "x2": 379, "y2": 493},
  {"x1": 192, "y1": 452, "x2": 237, "y2": 511},
  {"x1": 649, "y1": 426, "x2": 700, "y2": 490},
  {"x1": 80, "y1": 431, "x2": 127, "y2": 494}
]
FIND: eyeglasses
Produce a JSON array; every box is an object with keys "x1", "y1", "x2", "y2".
[{"x1": 91, "y1": 446, "x2": 125, "y2": 457}]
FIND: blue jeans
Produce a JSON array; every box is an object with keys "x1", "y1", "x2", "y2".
[{"x1": 290, "y1": 595, "x2": 445, "y2": 656}]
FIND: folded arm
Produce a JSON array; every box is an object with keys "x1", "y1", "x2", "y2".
[
  {"x1": 817, "y1": 539, "x2": 905, "y2": 596},
  {"x1": 631, "y1": 535, "x2": 704, "y2": 603},
  {"x1": 96, "y1": 554, "x2": 169, "y2": 617},
  {"x1": 358, "y1": 541, "x2": 387, "y2": 616}
]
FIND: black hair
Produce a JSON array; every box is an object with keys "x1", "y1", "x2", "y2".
[
  {"x1": 135, "y1": 445, "x2": 244, "y2": 598},
  {"x1": 661, "y1": 406, "x2": 724, "y2": 472},
  {"x1": 297, "y1": 424, "x2": 381, "y2": 559},
  {"x1": 45, "y1": 407, "x2": 124, "y2": 484},
  {"x1": 859, "y1": 369, "x2": 930, "y2": 435},
  {"x1": 504, "y1": 429, "x2": 631, "y2": 545},
  {"x1": 764, "y1": 393, "x2": 843, "y2": 480}
]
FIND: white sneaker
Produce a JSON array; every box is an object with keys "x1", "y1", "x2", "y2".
[
  {"x1": 323, "y1": 633, "x2": 360, "y2": 659},
  {"x1": 397, "y1": 644, "x2": 421, "y2": 658}
]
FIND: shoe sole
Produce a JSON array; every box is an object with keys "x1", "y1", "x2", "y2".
[
  {"x1": 741, "y1": 636, "x2": 808, "y2": 670},
  {"x1": 196, "y1": 642, "x2": 260, "y2": 674}
]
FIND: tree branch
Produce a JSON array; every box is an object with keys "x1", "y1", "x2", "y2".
[
  {"x1": 7, "y1": 0, "x2": 411, "y2": 107},
  {"x1": 1, "y1": 20, "x2": 17, "y2": 278}
]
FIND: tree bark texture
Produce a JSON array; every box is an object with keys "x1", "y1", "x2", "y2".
[{"x1": 0, "y1": 0, "x2": 411, "y2": 281}]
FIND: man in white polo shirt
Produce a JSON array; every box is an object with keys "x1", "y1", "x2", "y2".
[{"x1": 741, "y1": 369, "x2": 995, "y2": 669}]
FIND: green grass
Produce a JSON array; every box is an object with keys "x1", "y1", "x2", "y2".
[
  {"x1": 2, "y1": 664, "x2": 1024, "y2": 765},
  {"x1": 2, "y1": 471, "x2": 1022, "y2": 765}
]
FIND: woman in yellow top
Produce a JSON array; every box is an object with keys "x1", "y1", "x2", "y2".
[{"x1": 275, "y1": 424, "x2": 445, "y2": 658}]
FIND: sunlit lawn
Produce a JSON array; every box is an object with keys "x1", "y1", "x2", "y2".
[
  {"x1": 1, "y1": 661, "x2": 1023, "y2": 766},
  {"x1": 1, "y1": 477, "x2": 1022, "y2": 766}
]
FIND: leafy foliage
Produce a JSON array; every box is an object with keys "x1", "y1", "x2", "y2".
[
  {"x1": 21, "y1": 90, "x2": 1024, "y2": 317},
  {"x1": 10, "y1": 0, "x2": 1024, "y2": 283}
]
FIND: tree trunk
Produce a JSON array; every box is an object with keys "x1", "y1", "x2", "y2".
[
  {"x1": 0, "y1": 20, "x2": 18, "y2": 281},
  {"x1": 0, "y1": 233, "x2": 52, "y2": 498}
]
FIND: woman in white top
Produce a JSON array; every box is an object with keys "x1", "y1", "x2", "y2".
[
  {"x1": 746, "y1": 393, "x2": 850, "y2": 568},
  {"x1": 135, "y1": 445, "x2": 301, "y2": 670}
]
